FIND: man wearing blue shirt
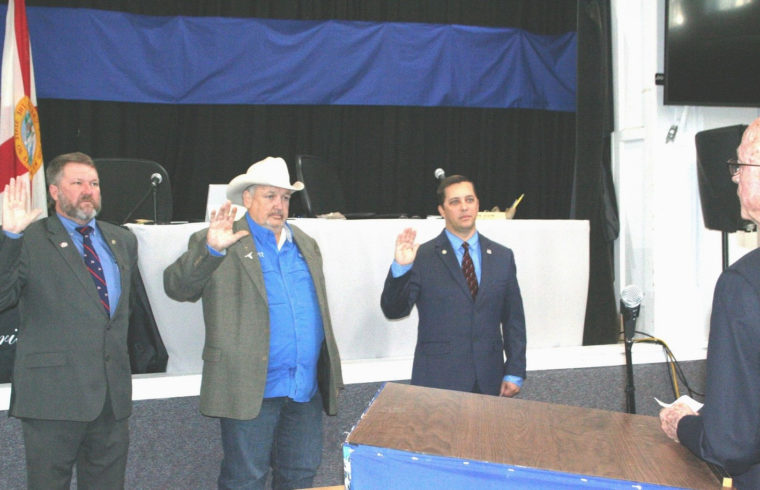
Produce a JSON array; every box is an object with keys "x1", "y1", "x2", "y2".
[
  {"x1": 381, "y1": 175, "x2": 526, "y2": 397},
  {"x1": 164, "y1": 157, "x2": 342, "y2": 490},
  {"x1": 0, "y1": 152, "x2": 139, "y2": 488}
]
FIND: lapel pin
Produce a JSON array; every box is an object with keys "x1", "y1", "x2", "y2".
[
  {"x1": 111, "y1": 239, "x2": 116, "y2": 245},
  {"x1": 60, "y1": 242, "x2": 68, "y2": 248},
  {"x1": 441, "y1": 249, "x2": 447, "y2": 255},
  {"x1": 244, "y1": 251, "x2": 254, "y2": 260},
  {"x1": 486, "y1": 249, "x2": 493, "y2": 254}
]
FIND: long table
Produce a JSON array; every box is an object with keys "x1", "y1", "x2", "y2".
[{"x1": 128, "y1": 218, "x2": 589, "y2": 374}]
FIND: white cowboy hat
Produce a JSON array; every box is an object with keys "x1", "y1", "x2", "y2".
[{"x1": 226, "y1": 156, "x2": 304, "y2": 205}]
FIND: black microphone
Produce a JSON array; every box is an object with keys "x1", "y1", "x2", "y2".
[
  {"x1": 434, "y1": 168, "x2": 446, "y2": 182},
  {"x1": 150, "y1": 173, "x2": 163, "y2": 187},
  {"x1": 620, "y1": 285, "x2": 642, "y2": 341}
]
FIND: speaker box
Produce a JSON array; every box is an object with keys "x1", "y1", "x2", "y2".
[{"x1": 695, "y1": 124, "x2": 753, "y2": 232}]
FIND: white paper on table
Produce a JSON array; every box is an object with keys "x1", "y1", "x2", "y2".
[{"x1": 655, "y1": 395, "x2": 704, "y2": 412}]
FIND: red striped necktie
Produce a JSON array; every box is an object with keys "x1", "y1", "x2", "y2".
[
  {"x1": 76, "y1": 226, "x2": 110, "y2": 314},
  {"x1": 462, "y1": 242, "x2": 478, "y2": 299}
]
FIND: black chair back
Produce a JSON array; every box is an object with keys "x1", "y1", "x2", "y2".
[
  {"x1": 94, "y1": 158, "x2": 173, "y2": 224},
  {"x1": 295, "y1": 154, "x2": 347, "y2": 217}
]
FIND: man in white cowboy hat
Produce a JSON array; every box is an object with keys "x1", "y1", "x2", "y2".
[{"x1": 164, "y1": 156, "x2": 342, "y2": 490}]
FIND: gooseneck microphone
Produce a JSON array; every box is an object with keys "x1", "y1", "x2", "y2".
[{"x1": 434, "y1": 168, "x2": 446, "y2": 182}]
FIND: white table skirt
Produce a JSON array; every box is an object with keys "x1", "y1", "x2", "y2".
[{"x1": 128, "y1": 218, "x2": 589, "y2": 374}]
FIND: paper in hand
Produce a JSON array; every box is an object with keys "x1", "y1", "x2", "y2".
[{"x1": 655, "y1": 394, "x2": 703, "y2": 412}]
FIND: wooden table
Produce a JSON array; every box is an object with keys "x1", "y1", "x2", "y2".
[{"x1": 345, "y1": 383, "x2": 720, "y2": 489}]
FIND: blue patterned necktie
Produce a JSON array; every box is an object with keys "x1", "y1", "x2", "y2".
[
  {"x1": 461, "y1": 242, "x2": 478, "y2": 299},
  {"x1": 76, "y1": 226, "x2": 110, "y2": 314}
]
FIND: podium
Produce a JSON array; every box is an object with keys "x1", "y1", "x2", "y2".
[{"x1": 344, "y1": 383, "x2": 720, "y2": 489}]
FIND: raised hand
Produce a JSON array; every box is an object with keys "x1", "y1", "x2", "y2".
[
  {"x1": 2, "y1": 177, "x2": 42, "y2": 234},
  {"x1": 206, "y1": 200, "x2": 249, "y2": 252},
  {"x1": 394, "y1": 227, "x2": 419, "y2": 266}
]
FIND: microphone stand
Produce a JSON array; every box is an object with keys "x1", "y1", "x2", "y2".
[
  {"x1": 152, "y1": 183, "x2": 159, "y2": 224},
  {"x1": 122, "y1": 186, "x2": 155, "y2": 225},
  {"x1": 624, "y1": 326, "x2": 636, "y2": 414},
  {"x1": 620, "y1": 286, "x2": 642, "y2": 414}
]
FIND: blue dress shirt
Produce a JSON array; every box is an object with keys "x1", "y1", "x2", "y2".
[
  {"x1": 209, "y1": 214, "x2": 324, "y2": 402},
  {"x1": 57, "y1": 214, "x2": 122, "y2": 316}
]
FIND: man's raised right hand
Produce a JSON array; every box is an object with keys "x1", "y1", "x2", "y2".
[
  {"x1": 394, "y1": 227, "x2": 419, "y2": 266},
  {"x1": 206, "y1": 200, "x2": 249, "y2": 252},
  {"x1": 2, "y1": 178, "x2": 42, "y2": 235}
]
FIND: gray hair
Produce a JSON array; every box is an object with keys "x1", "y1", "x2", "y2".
[{"x1": 45, "y1": 152, "x2": 96, "y2": 186}]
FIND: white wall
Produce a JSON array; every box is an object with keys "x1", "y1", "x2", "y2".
[{"x1": 611, "y1": 0, "x2": 760, "y2": 358}]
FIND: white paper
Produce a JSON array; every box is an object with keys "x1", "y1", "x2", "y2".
[{"x1": 655, "y1": 395, "x2": 703, "y2": 412}]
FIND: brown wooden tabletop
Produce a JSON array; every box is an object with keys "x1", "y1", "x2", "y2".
[{"x1": 346, "y1": 382, "x2": 720, "y2": 489}]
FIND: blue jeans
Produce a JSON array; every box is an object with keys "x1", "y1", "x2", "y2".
[{"x1": 218, "y1": 392, "x2": 323, "y2": 490}]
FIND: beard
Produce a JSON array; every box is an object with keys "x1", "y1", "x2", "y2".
[{"x1": 57, "y1": 192, "x2": 101, "y2": 222}]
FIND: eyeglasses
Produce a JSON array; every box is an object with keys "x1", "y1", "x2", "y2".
[{"x1": 727, "y1": 159, "x2": 760, "y2": 176}]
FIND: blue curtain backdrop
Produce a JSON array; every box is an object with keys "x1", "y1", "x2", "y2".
[
  {"x1": 0, "y1": 0, "x2": 617, "y2": 344},
  {"x1": 1, "y1": 6, "x2": 576, "y2": 110}
]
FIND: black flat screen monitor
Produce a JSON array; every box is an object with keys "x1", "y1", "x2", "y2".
[{"x1": 664, "y1": 0, "x2": 760, "y2": 107}]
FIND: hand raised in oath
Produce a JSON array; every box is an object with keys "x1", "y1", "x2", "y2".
[
  {"x1": 2, "y1": 177, "x2": 42, "y2": 234},
  {"x1": 394, "y1": 227, "x2": 420, "y2": 266},
  {"x1": 206, "y1": 200, "x2": 249, "y2": 252}
]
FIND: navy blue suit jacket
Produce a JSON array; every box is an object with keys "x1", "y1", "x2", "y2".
[
  {"x1": 677, "y1": 248, "x2": 760, "y2": 488},
  {"x1": 381, "y1": 230, "x2": 526, "y2": 395}
]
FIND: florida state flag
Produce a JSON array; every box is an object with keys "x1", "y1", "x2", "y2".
[{"x1": 0, "y1": 0, "x2": 46, "y2": 223}]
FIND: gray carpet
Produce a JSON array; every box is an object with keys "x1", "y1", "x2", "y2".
[{"x1": 0, "y1": 360, "x2": 705, "y2": 488}]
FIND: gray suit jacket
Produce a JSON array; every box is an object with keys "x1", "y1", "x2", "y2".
[
  {"x1": 163, "y1": 218, "x2": 342, "y2": 420},
  {"x1": 0, "y1": 215, "x2": 138, "y2": 421}
]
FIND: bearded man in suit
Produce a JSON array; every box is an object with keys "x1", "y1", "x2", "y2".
[
  {"x1": 0, "y1": 152, "x2": 139, "y2": 489},
  {"x1": 164, "y1": 156, "x2": 342, "y2": 490},
  {"x1": 381, "y1": 174, "x2": 526, "y2": 397}
]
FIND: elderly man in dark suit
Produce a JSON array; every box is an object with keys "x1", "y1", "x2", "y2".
[
  {"x1": 0, "y1": 152, "x2": 139, "y2": 488},
  {"x1": 164, "y1": 156, "x2": 342, "y2": 490},
  {"x1": 660, "y1": 117, "x2": 760, "y2": 489},
  {"x1": 381, "y1": 174, "x2": 526, "y2": 397}
]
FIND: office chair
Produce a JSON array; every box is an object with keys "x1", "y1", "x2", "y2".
[
  {"x1": 295, "y1": 154, "x2": 373, "y2": 218},
  {"x1": 94, "y1": 158, "x2": 173, "y2": 224}
]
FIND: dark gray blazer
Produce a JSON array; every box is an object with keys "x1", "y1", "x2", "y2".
[
  {"x1": 0, "y1": 214, "x2": 138, "y2": 421},
  {"x1": 381, "y1": 230, "x2": 526, "y2": 395},
  {"x1": 163, "y1": 219, "x2": 342, "y2": 420},
  {"x1": 677, "y1": 248, "x2": 760, "y2": 488}
]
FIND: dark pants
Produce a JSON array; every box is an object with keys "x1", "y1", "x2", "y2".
[
  {"x1": 218, "y1": 392, "x2": 323, "y2": 490},
  {"x1": 20, "y1": 398, "x2": 129, "y2": 490}
]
